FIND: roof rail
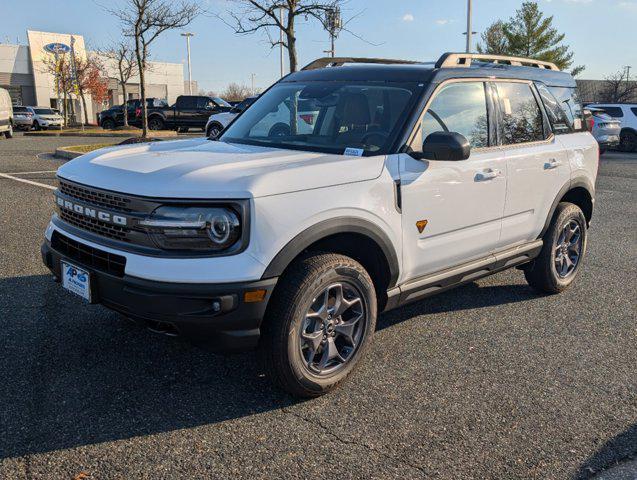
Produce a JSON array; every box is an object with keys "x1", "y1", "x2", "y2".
[
  {"x1": 302, "y1": 57, "x2": 421, "y2": 71},
  {"x1": 436, "y1": 53, "x2": 560, "y2": 71}
]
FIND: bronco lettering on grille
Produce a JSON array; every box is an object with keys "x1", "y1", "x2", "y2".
[{"x1": 56, "y1": 194, "x2": 128, "y2": 226}]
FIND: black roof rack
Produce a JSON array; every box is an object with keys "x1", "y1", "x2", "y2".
[
  {"x1": 302, "y1": 57, "x2": 422, "y2": 71},
  {"x1": 435, "y1": 52, "x2": 560, "y2": 71}
]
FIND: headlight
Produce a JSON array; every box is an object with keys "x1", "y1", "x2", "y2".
[{"x1": 139, "y1": 206, "x2": 241, "y2": 251}]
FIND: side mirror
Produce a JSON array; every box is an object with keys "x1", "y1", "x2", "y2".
[{"x1": 419, "y1": 131, "x2": 471, "y2": 161}]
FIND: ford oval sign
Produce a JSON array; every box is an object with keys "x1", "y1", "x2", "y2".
[{"x1": 44, "y1": 43, "x2": 71, "y2": 54}]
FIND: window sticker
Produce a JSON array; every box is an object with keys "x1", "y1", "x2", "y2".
[{"x1": 344, "y1": 147, "x2": 364, "y2": 156}]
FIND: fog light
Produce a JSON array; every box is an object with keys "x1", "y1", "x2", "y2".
[
  {"x1": 244, "y1": 289, "x2": 267, "y2": 303},
  {"x1": 212, "y1": 301, "x2": 221, "y2": 312}
]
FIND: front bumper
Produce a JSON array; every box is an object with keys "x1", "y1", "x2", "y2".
[
  {"x1": 41, "y1": 237, "x2": 278, "y2": 352},
  {"x1": 595, "y1": 134, "x2": 620, "y2": 147}
]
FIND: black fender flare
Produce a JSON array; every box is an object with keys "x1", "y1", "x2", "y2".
[
  {"x1": 261, "y1": 217, "x2": 400, "y2": 287},
  {"x1": 539, "y1": 176, "x2": 595, "y2": 238}
]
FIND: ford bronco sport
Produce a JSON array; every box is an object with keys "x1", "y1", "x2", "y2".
[{"x1": 42, "y1": 53, "x2": 598, "y2": 397}]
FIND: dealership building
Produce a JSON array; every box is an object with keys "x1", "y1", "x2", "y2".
[{"x1": 0, "y1": 30, "x2": 186, "y2": 123}]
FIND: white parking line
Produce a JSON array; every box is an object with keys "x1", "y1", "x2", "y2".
[
  {"x1": 4, "y1": 170, "x2": 58, "y2": 175},
  {"x1": 0, "y1": 172, "x2": 57, "y2": 190}
]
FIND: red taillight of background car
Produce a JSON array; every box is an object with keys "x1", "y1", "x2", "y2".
[
  {"x1": 135, "y1": 107, "x2": 141, "y2": 117},
  {"x1": 587, "y1": 117, "x2": 595, "y2": 131},
  {"x1": 300, "y1": 114, "x2": 314, "y2": 125}
]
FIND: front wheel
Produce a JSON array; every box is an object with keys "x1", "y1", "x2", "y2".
[
  {"x1": 4, "y1": 124, "x2": 13, "y2": 139},
  {"x1": 207, "y1": 123, "x2": 223, "y2": 139},
  {"x1": 620, "y1": 130, "x2": 637, "y2": 152},
  {"x1": 524, "y1": 202, "x2": 587, "y2": 294},
  {"x1": 261, "y1": 253, "x2": 377, "y2": 398}
]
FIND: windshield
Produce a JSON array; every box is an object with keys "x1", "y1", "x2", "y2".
[
  {"x1": 214, "y1": 97, "x2": 232, "y2": 108},
  {"x1": 34, "y1": 108, "x2": 55, "y2": 115},
  {"x1": 220, "y1": 81, "x2": 420, "y2": 155}
]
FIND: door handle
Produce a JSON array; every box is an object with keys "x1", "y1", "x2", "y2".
[
  {"x1": 475, "y1": 168, "x2": 501, "y2": 181},
  {"x1": 544, "y1": 158, "x2": 562, "y2": 170}
]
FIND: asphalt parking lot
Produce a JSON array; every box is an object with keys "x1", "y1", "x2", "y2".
[{"x1": 0, "y1": 133, "x2": 635, "y2": 479}]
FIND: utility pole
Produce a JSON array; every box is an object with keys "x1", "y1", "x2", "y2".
[
  {"x1": 181, "y1": 32, "x2": 195, "y2": 94},
  {"x1": 465, "y1": 0, "x2": 473, "y2": 53},
  {"x1": 625, "y1": 65, "x2": 632, "y2": 82},
  {"x1": 279, "y1": 7, "x2": 284, "y2": 77},
  {"x1": 324, "y1": 7, "x2": 342, "y2": 58},
  {"x1": 251, "y1": 73, "x2": 256, "y2": 95}
]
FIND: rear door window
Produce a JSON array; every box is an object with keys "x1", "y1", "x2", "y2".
[
  {"x1": 177, "y1": 96, "x2": 196, "y2": 109},
  {"x1": 495, "y1": 82, "x2": 545, "y2": 144}
]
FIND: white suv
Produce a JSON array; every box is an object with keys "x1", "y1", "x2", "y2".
[
  {"x1": 42, "y1": 54, "x2": 598, "y2": 397},
  {"x1": 586, "y1": 103, "x2": 637, "y2": 152}
]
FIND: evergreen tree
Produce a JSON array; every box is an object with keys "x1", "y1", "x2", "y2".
[{"x1": 477, "y1": 2, "x2": 584, "y2": 76}]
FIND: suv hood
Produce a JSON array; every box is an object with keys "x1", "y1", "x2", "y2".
[{"x1": 57, "y1": 138, "x2": 385, "y2": 199}]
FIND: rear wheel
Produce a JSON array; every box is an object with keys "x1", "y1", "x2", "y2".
[
  {"x1": 33, "y1": 121, "x2": 41, "y2": 131},
  {"x1": 148, "y1": 117, "x2": 165, "y2": 131},
  {"x1": 620, "y1": 130, "x2": 637, "y2": 152},
  {"x1": 268, "y1": 123, "x2": 290, "y2": 138},
  {"x1": 524, "y1": 202, "x2": 587, "y2": 294},
  {"x1": 261, "y1": 253, "x2": 377, "y2": 397},
  {"x1": 4, "y1": 124, "x2": 13, "y2": 139}
]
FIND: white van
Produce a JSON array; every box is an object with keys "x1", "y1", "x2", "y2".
[{"x1": 0, "y1": 88, "x2": 14, "y2": 139}]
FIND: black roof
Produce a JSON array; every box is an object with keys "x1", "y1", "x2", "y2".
[{"x1": 284, "y1": 61, "x2": 576, "y2": 88}]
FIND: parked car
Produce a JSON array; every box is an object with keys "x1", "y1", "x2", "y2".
[
  {"x1": 98, "y1": 98, "x2": 168, "y2": 130},
  {"x1": 585, "y1": 103, "x2": 637, "y2": 152},
  {"x1": 205, "y1": 95, "x2": 258, "y2": 138},
  {"x1": 27, "y1": 107, "x2": 64, "y2": 130},
  {"x1": 586, "y1": 107, "x2": 621, "y2": 153},
  {"x1": 0, "y1": 87, "x2": 13, "y2": 138},
  {"x1": 146, "y1": 95, "x2": 232, "y2": 131},
  {"x1": 12, "y1": 106, "x2": 35, "y2": 130},
  {"x1": 42, "y1": 53, "x2": 598, "y2": 397}
]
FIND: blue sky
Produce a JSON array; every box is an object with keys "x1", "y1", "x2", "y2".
[{"x1": 2, "y1": 0, "x2": 636, "y2": 92}]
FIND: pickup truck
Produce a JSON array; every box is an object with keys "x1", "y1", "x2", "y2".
[{"x1": 146, "y1": 95, "x2": 232, "y2": 131}]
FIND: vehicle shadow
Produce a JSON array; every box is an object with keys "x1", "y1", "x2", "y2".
[
  {"x1": 377, "y1": 281, "x2": 539, "y2": 331},
  {"x1": 0, "y1": 273, "x2": 538, "y2": 459},
  {"x1": 574, "y1": 424, "x2": 637, "y2": 479}
]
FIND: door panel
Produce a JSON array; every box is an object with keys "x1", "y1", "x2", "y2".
[
  {"x1": 399, "y1": 150, "x2": 507, "y2": 281},
  {"x1": 499, "y1": 139, "x2": 570, "y2": 247}
]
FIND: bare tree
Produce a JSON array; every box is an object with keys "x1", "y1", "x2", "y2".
[
  {"x1": 221, "y1": 83, "x2": 254, "y2": 102},
  {"x1": 100, "y1": 42, "x2": 138, "y2": 127},
  {"x1": 600, "y1": 70, "x2": 637, "y2": 103},
  {"x1": 225, "y1": 1, "x2": 347, "y2": 73},
  {"x1": 112, "y1": 0, "x2": 200, "y2": 136}
]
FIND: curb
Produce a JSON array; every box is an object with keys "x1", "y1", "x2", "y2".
[
  {"x1": 54, "y1": 148, "x2": 83, "y2": 159},
  {"x1": 25, "y1": 131, "x2": 178, "y2": 138}
]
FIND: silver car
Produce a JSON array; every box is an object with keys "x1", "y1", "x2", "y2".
[
  {"x1": 588, "y1": 107, "x2": 621, "y2": 154},
  {"x1": 27, "y1": 106, "x2": 64, "y2": 130},
  {"x1": 12, "y1": 106, "x2": 34, "y2": 130}
]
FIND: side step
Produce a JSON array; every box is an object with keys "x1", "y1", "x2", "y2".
[{"x1": 384, "y1": 240, "x2": 543, "y2": 311}]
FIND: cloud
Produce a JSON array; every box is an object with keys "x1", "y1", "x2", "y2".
[
  {"x1": 402, "y1": 13, "x2": 414, "y2": 22},
  {"x1": 618, "y1": 0, "x2": 637, "y2": 9},
  {"x1": 435, "y1": 19, "x2": 451, "y2": 25}
]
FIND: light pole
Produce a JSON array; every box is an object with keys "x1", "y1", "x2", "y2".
[
  {"x1": 279, "y1": 7, "x2": 285, "y2": 78},
  {"x1": 181, "y1": 32, "x2": 195, "y2": 95},
  {"x1": 465, "y1": 0, "x2": 473, "y2": 53},
  {"x1": 625, "y1": 65, "x2": 632, "y2": 82},
  {"x1": 251, "y1": 73, "x2": 256, "y2": 95}
]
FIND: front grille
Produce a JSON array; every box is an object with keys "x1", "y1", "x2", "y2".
[
  {"x1": 52, "y1": 231, "x2": 126, "y2": 277},
  {"x1": 59, "y1": 180, "x2": 133, "y2": 213},
  {"x1": 60, "y1": 209, "x2": 130, "y2": 242}
]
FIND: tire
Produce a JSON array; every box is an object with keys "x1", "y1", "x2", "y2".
[
  {"x1": 207, "y1": 123, "x2": 223, "y2": 139},
  {"x1": 524, "y1": 202, "x2": 587, "y2": 294},
  {"x1": 268, "y1": 123, "x2": 291, "y2": 138},
  {"x1": 101, "y1": 118, "x2": 116, "y2": 130},
  {"x1": 4, "y1": 124, "x2": 13, "y2": 139},
  {"x1": 620, "y1": 130, "x2": 637, "y2": 152},
  {"x1": 148, "y1": 116, "x2": 165, "y2": 131},
  {"x1": 33, "y1": 121, "x2": 41, "y2": 131},
  {"x1": 261, "y1": 253, "x2": 377, "y2": 398},
  {"x1": 177, "y1": 127, "x2": 189, "y2": 133},
  {"x1": 599, "y1": 148, "x2": 606, "y2": 155}
]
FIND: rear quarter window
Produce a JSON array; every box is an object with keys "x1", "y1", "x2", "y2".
[
  {"x1": 598, "y1": 106, "x2": 624, "y2": 118},
  {"x1": 630, "y1": 107, "x2": 637, "y2": 117},
  {"x1": 548, "y1": 87, "x2": 586, "y2": 132}
]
